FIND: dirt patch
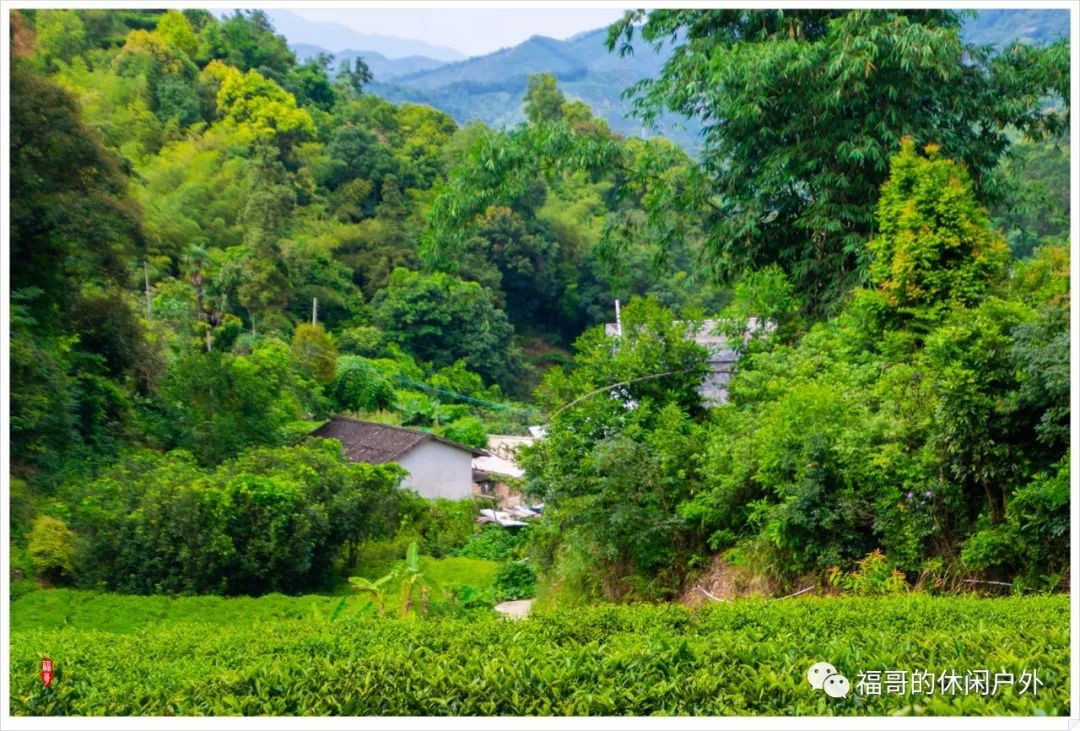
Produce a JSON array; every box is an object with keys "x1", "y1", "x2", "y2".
[
  {"x1": 680, "y1": 555, "x2": 781, "y2": 606},
  {"x1": 494, "y1": 599, "x2": 534, "y2": 619}
]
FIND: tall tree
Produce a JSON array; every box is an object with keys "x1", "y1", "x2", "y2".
[
  {"x1": 605, "y1": 9, "x2": 1069, "y2": 313},
  {"x1": 371, "y1": 269, "x2": 522, "y2": 391},
  {"x1": 523, "y1": 72, "x2": 566, "y2": 124},
  {"x1": 336, "y1": 57, "x2": 373, "y2": 100},
  {"x1": 10, "y1": 66, "x2": 146, "y2": 476}
]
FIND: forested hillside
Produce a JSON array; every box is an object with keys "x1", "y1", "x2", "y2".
[
  {"x1": 9, "y1": 8, "x2": 726, "y2": 592},
  {"x1": 7, "y1": 7, "x2": 1071, "y2": 608}
]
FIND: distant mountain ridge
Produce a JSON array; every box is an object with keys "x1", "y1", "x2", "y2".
[
  {"x1": 281, "y1": 9, "x2": 1070, "y2": 155},
  {"x1": 390, "y1": 34, "x2": 591, "y2": 91},
  {"x1": 266, "y1": 9, "x2": 465, "y2": 61},
  {"x1": 373, "y1": 26, "x2": 697, "y2": 148},
  {"x1": 963, "y1": 8, "x2": 1069, "y2": 47},
  {"x1": 292, "y1": 43, "x2": 446, "y2": 81}
]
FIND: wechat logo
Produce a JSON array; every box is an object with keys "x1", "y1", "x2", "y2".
[{"x1": 807, "y1": 661, "x2": 851, "y2": 698}]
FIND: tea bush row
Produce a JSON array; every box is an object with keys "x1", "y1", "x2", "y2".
[{"x1": 10, "y1": 592, "x2": 1068, "y2": 716}]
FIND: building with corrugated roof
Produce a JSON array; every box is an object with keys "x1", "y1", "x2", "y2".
[{"x1": 310, "y1": 416, "x2": 486, "y2": 500}]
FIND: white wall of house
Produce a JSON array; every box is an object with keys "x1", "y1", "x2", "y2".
[{"x1": 396, "y1": 440, "x2": 474, "y2": 500}]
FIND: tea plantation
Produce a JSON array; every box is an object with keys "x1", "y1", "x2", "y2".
[{"x1": 9, "y1": 590, "x2": 1069, "y2": 715}]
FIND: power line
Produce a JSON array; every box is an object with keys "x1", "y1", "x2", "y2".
[{"x1": 547, "y1": 368, "x2": 698, "y2": 420}]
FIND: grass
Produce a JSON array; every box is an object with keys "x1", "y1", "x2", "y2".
[
  {"x1": 9, "y1": 555, "x2": 503, "y2": 635},
  {"x1": 419, "y1": 555, "x2": 500, "y2": 591},
  {"x1": 8, "y1": 590, "x2": 1069, "y2": 716}
]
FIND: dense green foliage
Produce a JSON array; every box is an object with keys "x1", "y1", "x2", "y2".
[
  {"x1": 423, "y1": 11, "x2": 1068, "y2": 317},
  {"x1": 9, "y1": 8, "x2": 717, "y2": 491},
  {"x1": 990, "y1": 135, "x2": 1071, "y2": 258},
  {"x1": 525, "y1": 143, "x2": 1070, "y2": 601},
  {"x1": 452, "y1": 524, "x2": 530, "y2": 561},
  {"x1": 605, "y1": 9, "x2": 1069, "y2": 312},
  {"x1": 10, "y1": 8, "x2": 687, "y2": 594},
  {"x1": 26, "y1": 517, "x2": 77, "y2": 584},
  {"x1": 523, "y1": 298, "x2": 711, "y2": 600},
  {"x1": 6, "y1": 5, "x2": 1070, "y2": 637},
  {"x1": 52, "y1": 441, "x2": 406, "y2": 594},
  {"x1": 371, "y1": 269, "x2": 522, "y2": 388},
  {"x1": 493, "y1": 560, "x2": 538, "y2": 601},
  {"x1": 10, "y1": 591, "x2": 1069, "y2": 715}
]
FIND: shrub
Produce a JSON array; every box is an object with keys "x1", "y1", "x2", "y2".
[
  {"x1": 493, "y1": 560, "x2": 536, "y2": 601},
  {"x1": 63, "y1": 442, "x2": 407, "y2": 595},
  {"x1": 148, "y1": 340, "x2": 328, "y2": 465},
  {"x1": 331, "y1": 356, "x2": 396, "y2": 412},
  {"x1": 440, "y1": 416, "x2": 487, "y2": 449},
  {"x1": 406, "y1": 499, "x2": 479, "y2": 558},
  {"x1": 452, "y1": 525, "x2": 526, "y2": 561},
  {"x1": 827, "y1": 550, "x2": 907, "y2": 596},
  {"x1": 1007, "y1": 460, "x2": 1070, "y2": 583},
  {"x1": 27, "y1": 516, "x2": 77, "y2": 583}
]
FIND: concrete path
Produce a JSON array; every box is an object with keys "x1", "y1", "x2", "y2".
[{"x1": 494, "y1": 599, "x2": 534, "y2": 619}]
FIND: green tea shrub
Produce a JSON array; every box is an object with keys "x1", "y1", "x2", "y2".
[{"x1": 9, "y1": 592, "x2": 1068, "y2": 716}]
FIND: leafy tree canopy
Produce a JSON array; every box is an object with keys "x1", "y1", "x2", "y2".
[{"x1": 604, "y1": 9, "x2": 1069, "y2": 312}]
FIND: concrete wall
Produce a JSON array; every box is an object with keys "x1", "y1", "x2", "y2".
[{"x1": 397, "y1": 440, "x2": 474, "y2": 500}]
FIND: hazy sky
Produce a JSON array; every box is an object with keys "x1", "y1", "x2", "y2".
[{"x1": 289, "y1": 7, "x2": 628, "y2": 57}]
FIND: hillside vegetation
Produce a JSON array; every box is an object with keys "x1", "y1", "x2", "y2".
[
  {"x1": 7, "y1": 7, "x2": 1071, "y2": 610},
  {"x1": 5, "y1": 7, "x2": 1073, "y2": 717}
]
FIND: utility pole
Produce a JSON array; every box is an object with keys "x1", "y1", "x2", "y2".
[
  {"x1": 614, "y1": 299, "x2": 622, "y2": 337},
  {"x1": 312, "y1": 297, "x2": 318, "y2": 325}
]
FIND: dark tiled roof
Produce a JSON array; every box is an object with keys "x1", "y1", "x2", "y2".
[{"x1": 310, "y1": 416, "x2": 486, "y2": 464}]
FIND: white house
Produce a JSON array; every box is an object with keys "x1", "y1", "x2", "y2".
[
  {"x1": 311, "y1": 416, "x2": 486, "y2": 500},
  {"x1": 603, "y1": 317, "x2": 770, "y2": 406},
  {"x1": 470, "y1": 433, "x2": 541, "y2": 508}
]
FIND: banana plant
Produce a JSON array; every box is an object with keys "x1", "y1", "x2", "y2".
[
  {"x1": 348, "y1": 541, "x2": 444, "y2": 618},
  {"x1": 398, "y1": 540, "x2": 444, "y2": 617},
  {"x1": 348, "y1": 574, "x2": 392, "y2": 616}
]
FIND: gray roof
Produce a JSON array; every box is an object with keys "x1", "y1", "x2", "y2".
[{"x1": 311, "y1": 416, "x2": 486, "y2": 464}]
